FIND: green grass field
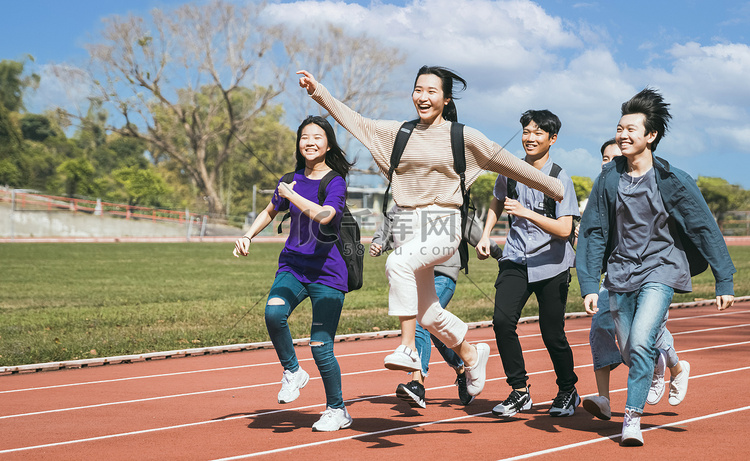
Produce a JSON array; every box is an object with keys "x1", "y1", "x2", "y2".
[{"x1": 1, "y1": 243, "x2": 748, "y2": 367}]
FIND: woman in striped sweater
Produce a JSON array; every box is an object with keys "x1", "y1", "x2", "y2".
[{"x1": 298, "y1": 66, "x2": 563, "y2": 399}]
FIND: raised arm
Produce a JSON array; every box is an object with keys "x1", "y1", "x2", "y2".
[
  {"x1": 298, "y1": 70, "x2": 400, "y2": 175},
  {"x1": 464, "y1": 127, "x2": 564, "y2": 201}
]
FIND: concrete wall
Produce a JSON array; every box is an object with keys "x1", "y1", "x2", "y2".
[{"x1": 0, "y1": 202, "x2": 227, "y2": 239}]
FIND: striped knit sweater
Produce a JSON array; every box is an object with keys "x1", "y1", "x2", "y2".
[{"x1": 311, "y1": 83, "x2": 564, "y2": 209}]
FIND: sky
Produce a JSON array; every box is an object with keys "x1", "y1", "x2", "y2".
[{"x1": 3, "y1": 0, "x2": 750, "y2": 189}]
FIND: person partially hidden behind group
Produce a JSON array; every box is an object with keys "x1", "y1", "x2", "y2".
[
  {"x1": 233, "y1": 116, "x2": 354, "y2": 432},
  {"x1": 298, "y1": 65, "x2": 564, "y2": 403}
]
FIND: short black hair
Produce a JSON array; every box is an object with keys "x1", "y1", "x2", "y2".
[
  {"x1": 519, "y1": 110, "x2": 561, "y2": 137},
  {"x1": 600, "y1": 138, "x2": 616, "y2": 156},
  {"x1": 620, "y1": 88, "x2": 672, "y2": 152}
]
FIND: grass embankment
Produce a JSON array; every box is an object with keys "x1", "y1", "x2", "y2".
[{"x1": 1, "y1": 243, "x2": 748, "y2": 367}]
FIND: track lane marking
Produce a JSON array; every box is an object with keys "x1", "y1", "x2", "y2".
[{"x1": 2, "y1": 357, "x2": 750, "y2": 454}]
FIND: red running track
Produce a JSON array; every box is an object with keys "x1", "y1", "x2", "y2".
[{"x1": 2, "y1": 301, "x2": 750, "y2": 460}]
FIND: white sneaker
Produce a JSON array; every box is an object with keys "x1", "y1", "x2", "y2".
[
  {"x1": 277, "y1": 368, "x2": 309, "y2": 404},
  {"x1": 582, "y1": 395, "x2": 611, "y2": 420},
  {"x1": 312, "y1": 406, "x2": 353, "y2": 432},
  {"x1": 669, "y1": 360, "x2": 690, "y2": 406},
  {"x1": 465, "y1": 343, "x2": 490, "y2": 396},
  {"x1": 620, "y1": 408, "x2": 644, "y2": 446},
  {"x1": 647, "y1": 350, "x2": 666, "y2": 405},
  {"x1": 384, "y1": 345, "x2": 421, "y2": 372}
]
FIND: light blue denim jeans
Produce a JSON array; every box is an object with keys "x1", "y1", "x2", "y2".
[
  {"x1": 610, "y1": 282, "x2": 675, "y2": 413},
  {"x1": 414, "y1": 275, "x2": 463, "y2": 376},
  {"x1": 591, "y1": 286, "x2": 679, "y2": 371},
  {"x1": 264, "y1": 271, "x2": 346, "y2": 409}
]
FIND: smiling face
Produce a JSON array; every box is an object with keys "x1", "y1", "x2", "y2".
[
  {"x1": 412, "y1": 73, "x2": 449, "y2": 126},
  {"x1": 521, "y1": 121, "x2": 557, "y2": 158},
  {"x1": 601, "y1": 143, "x2": 622, "y2": 167},
  {"x1": 298, "y1": 123, "x2": 330, "y2": 166},
  {"x1": 616, "y1": 113, "x2": 657, "y2": 157}
]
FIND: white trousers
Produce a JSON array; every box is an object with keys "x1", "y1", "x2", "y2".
[{"x1": 385, "y1": 205, "x2": 469, "y2": 349}]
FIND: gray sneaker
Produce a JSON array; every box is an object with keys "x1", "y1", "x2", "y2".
[{"x1": 582, "y1": 395, "x2": 611, "y2": 420}]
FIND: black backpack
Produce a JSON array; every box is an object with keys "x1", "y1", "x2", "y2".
[
  {"x1": 278, "y1": 170, "x2": 364, "y2": 292},
  {"x1": 382, "y1": 120, "x2": 473, "y2": 273},
  {"x1": 506, "y1": 162, "x2": 579, "y2": 246}
]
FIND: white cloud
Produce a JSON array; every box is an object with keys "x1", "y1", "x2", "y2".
[
  {"x1": 642, "y1": 42, "x2": 750, "y2": 158},
  {"x1": 25, "y1": 63, "x2": 92, "y2": 115},
  {"x1": 265, "y1": 0, "x2": 583, "y2": 88}
]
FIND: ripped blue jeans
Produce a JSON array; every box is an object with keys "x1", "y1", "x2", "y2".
[{"x1": 265, "y1": 271, "x2": 345, "y2": 409}]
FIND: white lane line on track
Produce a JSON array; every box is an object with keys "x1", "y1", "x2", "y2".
[
  {"x1": 496, "y1": 405, "x2": 750, "y2": 460},
  {"x1": 3, "y1": 309, "x2": 748, "y2": 395},
  {"x1": 212, "y1": 372, "x2": 750, "y2": 461},
  {"x1": 2, "y1": 330, "x2": 749, "y2": 422},
  {"x1": 3, "y1": 357, "x2": 750, "y2": 455}
]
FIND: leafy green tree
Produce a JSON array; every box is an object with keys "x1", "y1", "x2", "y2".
[
  {"x1": 571, "y1": 176, "x2": 593, "y2": 205},
  {"x1": 57, "y1": 157, "x2": 98, "y2": 197},
  {"x1": 0, "y1": 59, "x2": 39, "y2": 112},
  {"x1": 20, "y1": 113, "x2": 57, "y2": 142},
  {"x1": 697, "y1": 176, "x2": 750, "y2": 229},
  {"x1": 112, "y1": 165, "x2": 172, "y2": 207},
  {"x1": 470, "y1": 172, "x2": 498, "y2": 221},
  {"x1": 0, "y1": 59, "x2": 39, "y2": 186}
]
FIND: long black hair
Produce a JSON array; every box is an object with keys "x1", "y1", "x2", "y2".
[
  {"x1": 294, "y1": 115, "x2": 353, "y2": 178},
  {"x1": 414, "y1": 66, "x2": 468, "y2": 122}
]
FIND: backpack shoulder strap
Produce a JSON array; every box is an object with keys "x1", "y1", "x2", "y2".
[
  {"x1": 549, "y1": 162, "x2": 562, "y2": 178},
  {"x1": 450, "y1": 122, "x2": 471, "y2": 273},
  {"x1": 383, "y1": 119, "x2": 418, "y2": 216},
  {"x1": 543, "y1": 163, "x2": 563, "y2": 219},
  {"x1": 450, "y1": 122, "x2": 466, "y2": 175},
  {"x1": 317, "y1": 170, "x2": 341, "y2": 205},
  {"x1": 506, "y1": 178, "x2": 517, "y2": 200},
  {"x1": 276, "y1": 172, "x2": 296, "y2": 234},
  {"x1": 280, "y1": 171, "x2": 295, "y2": 184},
  {"x1": 389, "y1": 120, "x2": 419, "y2": 181}
]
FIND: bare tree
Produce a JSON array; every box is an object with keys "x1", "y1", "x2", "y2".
[
  {"x1": 82, "y1": 0, "x2": 297, "y2": 218},
  {"x1": 290, "y1": 24, "x2": 406, "y2": 176}
]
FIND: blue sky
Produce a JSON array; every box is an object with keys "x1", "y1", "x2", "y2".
[{"x1": 3, "y1": 0, "x2": 750, "y2": 188}]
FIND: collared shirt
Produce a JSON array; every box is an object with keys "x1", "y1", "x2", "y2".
[{"x1": 493, "y1": 159, "x2": 579, "y2": 283}]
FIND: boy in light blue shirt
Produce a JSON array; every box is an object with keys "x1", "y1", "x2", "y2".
[{"x1": 477, "y1": 109, "x2": 580, "y2": 419}]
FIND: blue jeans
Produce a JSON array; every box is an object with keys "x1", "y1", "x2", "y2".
[
  {"x1": 610, "y1": 282, "x2": 674, "y2": 413},
  {"x1": 414, "y1": 275, "x2": 463, "y2": 376},
  {"x1": 591, "y1": 287, "x2": 679, "y2": 371},
  {"x1": 589, "y1": 286, "x2": 622, "y2": 371},
  {"x1": 264, "y1": 271, "x2": 345, "y2": 409}
]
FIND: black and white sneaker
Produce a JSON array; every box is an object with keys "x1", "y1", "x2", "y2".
[
  {"x1": 396, "y1": 381, "x2": 426, "y2": 408},
  {"x1": 549, "y1": 387, "x2": 580, "y2": 417},
  {"x1": 455, "y1": 371, "x2": 474, "y2": 406},
  {"x1": 492, "y1": 386, "x2": 532, "y2": 417}
]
